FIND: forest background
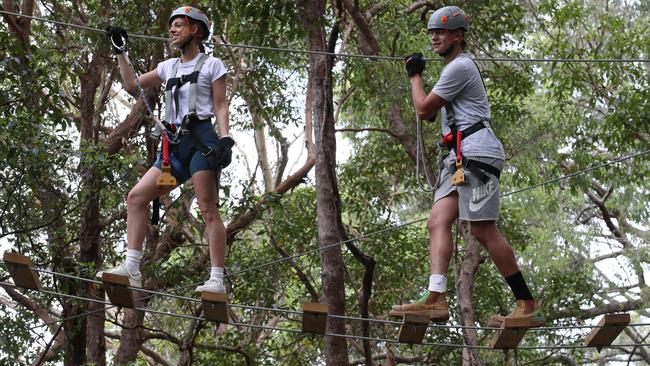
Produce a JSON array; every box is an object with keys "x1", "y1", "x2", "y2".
[{"x1": 0, "y1": 0, "x2": 648, "y2": 365}]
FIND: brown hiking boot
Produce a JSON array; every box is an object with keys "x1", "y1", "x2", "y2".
[
  {"x1": 487, "y1": 300, "x2": 545, "y2": 328},
  {"x1": 389, "y1": 291, "x2": 450, "y2": 322}
]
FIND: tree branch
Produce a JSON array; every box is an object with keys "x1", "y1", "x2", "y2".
[
  {"x1": 196, "y1": 344, "x2": 253, "y2": 366},
  {"x1": 335, "y1": 127, "x2": 397, "y2": 138},
  {"x1": 341, "y1": 0, "x2": 380, "y2": 55},
  {"x1": 270, "y1": 235, "x2": 319, "y2": 301},
  {"x1": 553, "y1": 299, "x2": 644, "y2": 320}
]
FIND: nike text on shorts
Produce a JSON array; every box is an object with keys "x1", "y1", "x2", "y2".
[{"x1": 434, "y1": 156, "x2": 503, "y2": 221}]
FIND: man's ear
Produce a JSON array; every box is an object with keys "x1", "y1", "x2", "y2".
[{"x1": 454, "y1": 30, "x2": 465, "y2": 44}]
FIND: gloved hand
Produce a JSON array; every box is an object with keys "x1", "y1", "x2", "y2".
[
  {"x1": 214, "y1": 136, "x2": 235, "y2": 169},
  {"x1": 106, "y1": 26, "x2": 128, "y2": 54},
  {"x1": 405, "y1": 52, "x2": 425, "y2": 77}
]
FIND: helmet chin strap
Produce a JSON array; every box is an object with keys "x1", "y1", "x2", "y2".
[
  {"x1": 179, "y1": 36, "x2": 193, "y2": 54},
  {"x1": 437, "y1": 43, "x2": 456, "y2": 57}
]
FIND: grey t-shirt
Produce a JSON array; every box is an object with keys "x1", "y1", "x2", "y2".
[{"x1": 432, "y1": 53, "x2": 505, "y2": 160}]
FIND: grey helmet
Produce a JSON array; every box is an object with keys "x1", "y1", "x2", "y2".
[
  {"x1": 427, "y1": 6, "x2": 469, "y2": 32},
  {"x1": 169, "y1": 6, "x2": 210, "y2": 40}
]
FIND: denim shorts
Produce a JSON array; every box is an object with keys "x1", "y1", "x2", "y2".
[{"x1": 153, "y1": 120, "x2": 220, "y2": 185}]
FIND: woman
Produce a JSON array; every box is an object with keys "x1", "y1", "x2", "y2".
[
  {"x1": 390, "y1": 6, "x2": 544, "y2": 327},
  {"x1": 96, "y1": 6, "x2": 232, "y2": 294}
]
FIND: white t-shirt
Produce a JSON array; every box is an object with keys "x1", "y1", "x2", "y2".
[
  {"x1": 432, "y1": 53, "x2": 505, "y2": 160},
  {"x1": 157, "y1": 53, "x2": 227, "y2": 125}
]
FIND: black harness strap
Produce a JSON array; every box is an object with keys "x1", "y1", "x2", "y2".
[
  {"x1": 464, "y1": 158, "x2": 501, "y2": 182},
  {"x1": 165, "y1": 71, "x2": 200, "y2": 121}
]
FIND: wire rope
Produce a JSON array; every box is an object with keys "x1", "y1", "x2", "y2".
[
  {"x1": 1, "y1": 10, "x2": 650, "y2": 64},
  {"x1": 4, "y1": 280, "x2": 649, "y2": 351},
  {"x1": 2, "y1": 278, "x2": 650, "y2": 334},
  {"x1": 226, "y1": 149, "x2": 650, "y2": 278}
]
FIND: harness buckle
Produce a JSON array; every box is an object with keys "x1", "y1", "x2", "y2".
[
  {"x1": 451, "y1": 160, "x2": 467, "y2": 186},
  {"x1": 179, "y1": 74, "x2": 191, "y2": 84},
  {"x1": 180, "y1": 113, "x2": 199, "y2": 134}
]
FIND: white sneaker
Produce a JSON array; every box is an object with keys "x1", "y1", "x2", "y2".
[
  {"x1": 95, "y1": 264, "x2": 142, "y2": 288},
  {"x1": 195, "y1": 278, "x2": 226, "y2": 294}
]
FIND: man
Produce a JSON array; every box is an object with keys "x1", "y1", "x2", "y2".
[{"x1": 390, "y1": 6, "x2": 544, "y2": 327}]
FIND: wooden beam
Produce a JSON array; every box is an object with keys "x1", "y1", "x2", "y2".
[
  {"x1": 397, "y1": 313, "x2": 430, "y2": 344},
  {"x1": 3, "y1": 252, "x2": 41, "y2": 290},
  {"x1": 102, "y1": 273, "x2": 135, "y2": 308},
  {"x1": 302, "y1": 302, "x2": 328, "y2": 334},
  {"x1": 584, "y1": 313, "x2": 630, "y2": 349},
  {"x1": 201, "y1": 291, "x2": 228, "y2": 323},
  {"x1": 491, "y1": 318, "x2": 531, "y2": 349}
]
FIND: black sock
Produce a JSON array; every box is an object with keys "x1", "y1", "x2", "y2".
[{"x1": 505, "y1": 271, "x2": 534, "y2": 300}]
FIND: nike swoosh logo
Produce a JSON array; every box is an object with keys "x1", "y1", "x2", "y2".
[{"x1": 469, "y1": 184, "x2": 498, "y2": 212}]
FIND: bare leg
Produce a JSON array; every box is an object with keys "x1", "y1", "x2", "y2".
[
  {"x1": 425, "y1": 193, "x2": 459, "y2": 304},
  {"x1": 471, "y1": 221, "x2": 536, "y2": 312},
  {"x1": 191, "y1": 170, "x2": 225, "y2": 267},
  {"x1": 127, "y1": 167, "x2": 176, "y2": 250}
]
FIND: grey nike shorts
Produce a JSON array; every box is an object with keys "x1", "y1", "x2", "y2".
[{"x1": 434, "y1": 155, "x2": 504, "y2": 221}]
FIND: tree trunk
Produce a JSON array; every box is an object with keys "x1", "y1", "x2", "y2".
[
  {"x1": 61, "y1": 258, "x2": 87, "y2": 366},
  {"x1": 299, "y1": 0, "x2": 348, "y2": 364},
  {"x1": 64, "y1": 53, "x2": 106, "y2": 366},
  {"x1": 80, "y1": 55, "x2": 109, "y2": 366},
  {"x1": 456, "y1": 221, "x2": 484, "y2": 366},
  {"x1": 250, "y1": 108, "x2": 274, "y2": 191},
  {"x1": 115, "y1": 307, "x2": 146, "y2": 364}
]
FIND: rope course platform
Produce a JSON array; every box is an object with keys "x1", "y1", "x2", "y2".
[{"x1": 2, "y1": 253, "x2": 649, "y2": 351}]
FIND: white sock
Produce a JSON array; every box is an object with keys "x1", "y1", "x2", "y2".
[
  {"x1": 210, "y1": 266, "x2": 224, "y2": 281},
  {"x1": 124, "y1": 249, "x2": 142, "y2": 274},
  {"x1": 428, "y1": 274, "x2": 447, "y2": 293}
]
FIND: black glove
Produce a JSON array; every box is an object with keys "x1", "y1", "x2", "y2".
[
  {"x1": 106, "y1": 26, "x2": 128, "y2": 54},
  {"x1": 214, "y1": 136, "x2": 235, "y2": 169},
  {"x1": 405, "y1": 52, "x2": 425, "y2": 77}
]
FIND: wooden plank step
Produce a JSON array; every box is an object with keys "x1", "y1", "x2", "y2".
[
  {"x1": 102, "y1": 273, "x2": 135, "y2": 308},
  {"x1": 302, "y1": 302, "x2": 328, "y2": 334},
  {"x1": 491, "y1": 319, "x2": 530, "y2": 349},
  {"x1": 3, "y1": 251, "x2": 41, "y2": 290},
  {"x1": 584, "y1": 313, "x2": 630, "y2": 349},
  {"x1": 201, "y1": 291, "x2": 228, "y2": 323},
  {"x1": 397, "y1": 313, "x2": 430, "y2": 344}
]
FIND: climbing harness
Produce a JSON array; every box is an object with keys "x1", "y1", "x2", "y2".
[
  {"x1": 163, "y1": 53, "x2": 208, "y2": 128},
  {"x1": 162, "y1": 53, "x2": 224, "y2": 166},
  {"x1": 438, "y1": 104, "x2": 499, "y2": 186}
]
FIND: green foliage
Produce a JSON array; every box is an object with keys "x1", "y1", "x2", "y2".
[{"x1": 1, "y1": 0, "x2": 649, "y2": 364}]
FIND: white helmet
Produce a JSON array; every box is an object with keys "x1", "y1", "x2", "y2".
[{"x1": 169, "y1": 6, "x2": 210, "y2": 40}]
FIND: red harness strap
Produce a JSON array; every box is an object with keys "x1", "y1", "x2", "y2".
[
  {"x1": 455, "y1": 130, "x2": 462, "y2": 162},
  {"x1": 162, "y1": 133, "x2": 171, "y2": 166},
  {"x1": 440, "y1": 132, "x2": 454, "y2": 147}
]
